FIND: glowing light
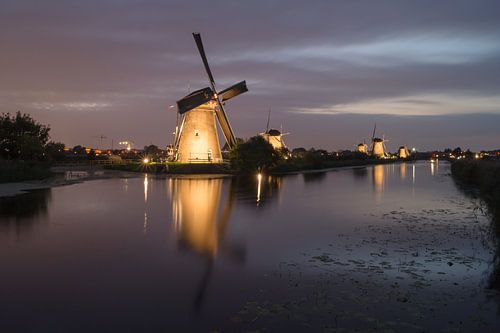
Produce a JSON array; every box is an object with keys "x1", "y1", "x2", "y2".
[
  {"x1": 475, "y1": 154, "x2": 480, "y2": 159},
  {"x1": 256, "y1": 173, "x2": 262, "y2": 203},
  {"x1": 144, "y1": 175, "x2": 148, "y2": 202},
  {"x1": 143, "y1": 158, "x2": 149, "y2": 163}
]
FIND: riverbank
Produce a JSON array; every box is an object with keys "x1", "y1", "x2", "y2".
[
  {"x1": 0, "y1": 169, "x2": 140, "y2": 198},
  {"x1": 104, "y1": 158, "x2": 405, "y2": 175},
  {"x1": 451, "y1": 159, "x2": 500, "y2": 219},
  {"x1": 451, "y1": 159, "x2": 500, "y2": 290}
]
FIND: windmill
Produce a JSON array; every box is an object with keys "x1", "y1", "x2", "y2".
[
  {"x1": 356, "y1": 140, "x2": 368, "y2": 154},
  {"x1": 173, "y1": 33, "x2": 248, "y2": 163},
  {"x1": 398, "y1": 145, "x2": 410, "y2": 158},
  {"x1": 370, "y1": 124, "x2": 388, "y2": 158},
  {"x1": 259, "y1": 108, "x2": 289, "y2": 151}
]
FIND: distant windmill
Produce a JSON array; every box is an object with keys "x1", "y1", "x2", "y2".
[
  {"x1": 173, "y1": 33, "x2": 248, "y2": 163},
  {"x1": 370, "y1": 124, "x2": 388, "y2": 158},
  {"x1": 259, "y1": 108, "x2": 289, "y2": 150},
  {"x1": 398, "y1": 146, "x2": 411, "y2": 159},
  {"x1": 356, "y1": 140, "x2": 369, "y2": 154}
]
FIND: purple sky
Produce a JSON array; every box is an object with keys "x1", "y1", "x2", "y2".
[{"x1": 1, "y1": 0, "x2": 499, "y2": 151}]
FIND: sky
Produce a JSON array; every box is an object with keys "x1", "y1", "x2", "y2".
[{"x1": 1, "y1": 0, "x2": 499, "y2": 151}]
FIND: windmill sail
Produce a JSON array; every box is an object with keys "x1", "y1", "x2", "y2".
[
  {"x1": 192, "y1": 32, "x2": 237, "y2": 148},
  {"x1": 219, "y1": 81, "x2": 248, "y2": 102}
]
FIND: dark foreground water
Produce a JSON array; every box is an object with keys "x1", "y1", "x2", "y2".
[{"x1": 1, "y1": 162, "x2": 499, "y2": 332}]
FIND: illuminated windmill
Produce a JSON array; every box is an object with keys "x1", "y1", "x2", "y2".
[
  {"x1": 356, "y1": 141, "x2": 369, "y2": 154},
  {"x1": 260, "y1": 109, "x2": 288, "y2": 150},
  {"x1": 398, "y1": 146, "x2": 410, "y2": 158},
  {"x1": 173, "y1": 33, "x2": 248, "y2": 163},
  {"x1": 370, "y1": 124, "x2": 388, "y2": 158}
]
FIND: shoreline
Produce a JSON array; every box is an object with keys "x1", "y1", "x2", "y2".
[
  {"x1": 0, "y1": 159, "x2": 419, "y2": 198},
  {"x1": 0, "y1": 169, "x2": 141, "y2": 198}
]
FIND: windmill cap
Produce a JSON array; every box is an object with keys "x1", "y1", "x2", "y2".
[
  {"x1": 267, "y1": 129, "x2": 281, "y2": 136},
  {"x1": 373, "y1": 138, "x2": 383, "y2": 142}
]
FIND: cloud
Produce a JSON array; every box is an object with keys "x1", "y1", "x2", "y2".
[
  {"x1": 1, "y1": 0, "x2": 500, "y2": 149},
  {"x1": 293, "y1": 93, "x2": 500, "y2": 116}
]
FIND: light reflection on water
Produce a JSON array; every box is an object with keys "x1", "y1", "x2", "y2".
[{"x1": 0, "y1": 161, "x2": 498, "y2": 331}]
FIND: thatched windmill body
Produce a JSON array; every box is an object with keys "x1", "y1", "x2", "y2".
[
  {"x1": 173, "y1": 33, "x2": 248, "y2": 163},
  {"x1": 370, "y1": 124, "x2": 388, "y2": 158},
  {"x1": 356, "y1": 142, "x2": 369, "y2": 154},
  {"x1": 260, "y1": 109, "x2": 288, "y2": 150},
  {"x1": 398, "y1": 146, "x2": 410, "y2": 158}
]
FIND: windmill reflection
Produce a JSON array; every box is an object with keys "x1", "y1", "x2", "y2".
[
  {"x1": 169, "y1": 177, "x2": 245, "y2": 312},
  {"x1": 400, "y1": 163, "x2": 407, "y2": 180},
  {"x1": 372, "y1": 164, "x2": 386, "y2": 202}
]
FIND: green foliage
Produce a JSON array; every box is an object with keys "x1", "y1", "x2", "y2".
[
  {"x1": 451, "y1": 159, "x2": 500, "y2": 290},
  {"x1": 0, "y1": 159, "x2": 51, "y2": 182},
  {"x1": 45, "y1": 141, "x2": 66, "y2": 161},
  {"x1": 0, "y1": 111, "x2": 50, "y2": 160},
  {"x1": 230, "y1": 136, "x2": 281, "y2": 173}
]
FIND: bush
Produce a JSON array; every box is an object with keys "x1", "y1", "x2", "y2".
[
  {"x1": 229, "y1": 136, "x2": 281, "y2": 173},
  {"x1": 0, "y1": 159, "x2": 51, "y2": 182}
]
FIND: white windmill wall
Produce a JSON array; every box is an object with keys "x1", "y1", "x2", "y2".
[
  {"x1": 398, "y1": 147, "x2": 410, "y2": 158},
  {"x1": 372, "y1": 140, "x2": 385, "y2": 157},
  {"x1": 261, "y1": 133, "x2": 286, "y2": 150},
  {"x1": 176, "y1": 102, "x2": 223, "y2": 163},
  {"x1": 357, "y1": 144, "x2": 368, "y2": 154}
]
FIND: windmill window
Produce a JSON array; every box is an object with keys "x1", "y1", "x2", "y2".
[{"x1": 195, "y1": 130, "x2": 199, "y2": 137}]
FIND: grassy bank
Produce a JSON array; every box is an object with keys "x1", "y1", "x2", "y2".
[
  {"x1": 105, "y1": 158, "x2": 403, "y2": 175},
  {"x1": 105, "y1": 162, "x2": 233, "y2": 174},
  {"x1": 451, "y1": 159, "x2": 500, "y2": 290},
  {"x1": 0, "y1": 159, "x2": 52, "y2": 183},
  {"x1": 451, "y1": 160, "x2": 500, "y2": 208}
]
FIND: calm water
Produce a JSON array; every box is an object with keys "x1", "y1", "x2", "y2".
[{"x1": 1, "y1": 161, "x2": 499, "y2": 332}]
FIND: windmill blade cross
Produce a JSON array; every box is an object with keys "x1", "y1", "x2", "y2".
[{"x1": 192, "y1": 32, "x2": 237, "y2": 148}]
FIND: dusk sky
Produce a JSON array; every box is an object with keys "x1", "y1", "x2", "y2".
[{"x1": 1, "y1": 0, "x2": 499, "y2": 151}]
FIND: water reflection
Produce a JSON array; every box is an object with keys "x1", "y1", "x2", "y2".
[
  {"x1": 232, "y1": 175, "x2": 283, "y2": 206},
  {"x1": 302, "y1": 171, "x2": 327, "y2": 184},
  {"x1": 352, "y1": 167, "x2": 368, "y2": 180},
  {"x1": 400, "y1": 163, "x2": 407, "y2": 180},
  {"x1": 372, "y1": 165, "x2": 385, "y2": 201},
  {"x1": 430, "y1": 159, "x2": 439, "y2": 176},
  {"x1": 412, "y1": 163, "x2": 416, "y2": 184},
  {"x1": 169, "y1": 177, "x2": 245, "y2": 312},
  {"x1": 0, "y1": 189, "x2": 51, "y2": 237}
]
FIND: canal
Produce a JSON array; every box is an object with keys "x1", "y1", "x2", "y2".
[{"x1": 1, "y1": 161, "x2": 499, "y2": 332}]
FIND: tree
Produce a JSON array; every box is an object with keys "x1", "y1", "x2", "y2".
[
  {"x1": 0, "y1": 111, "x2": 50, "y2": 160},
  {"x1": 229, "y1": 136, "x2": 281, "y2": 173},
  {"x1": 45, "y1": 141, "x2": 66, "y2": 161},
  {"x1": 144, "y1": 144, "x2": 161, "y2": 160}
]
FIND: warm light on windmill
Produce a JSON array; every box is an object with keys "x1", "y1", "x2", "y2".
[{"x1": 171, "y1": 32, "x2": 248, "y2": 163}]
